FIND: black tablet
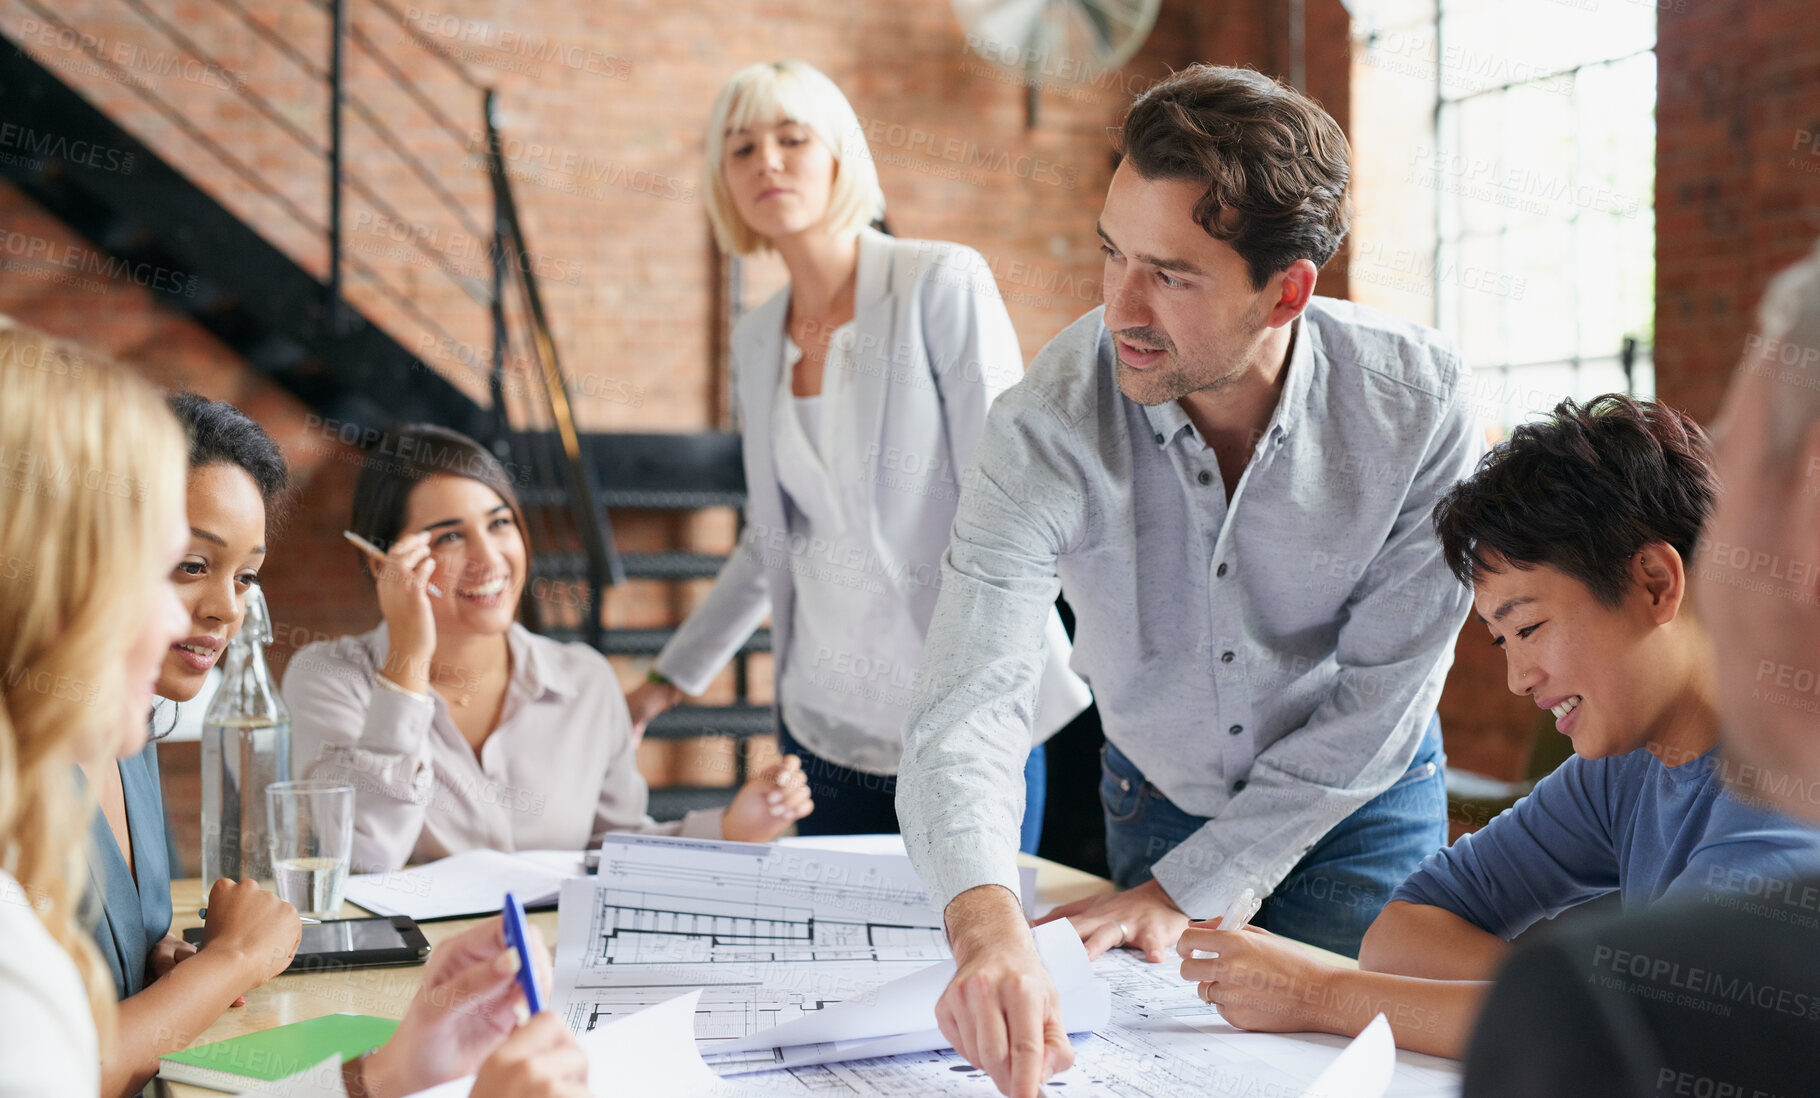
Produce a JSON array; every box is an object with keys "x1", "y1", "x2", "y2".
[{"x1": 183, "y1": 915, "x2": 432, "y2": 972}]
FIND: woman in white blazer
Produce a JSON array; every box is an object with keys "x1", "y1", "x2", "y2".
[{"x1": 626, "y1": 60, "x2": 1089, "y2": 850}]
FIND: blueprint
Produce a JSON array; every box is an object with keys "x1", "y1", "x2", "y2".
[
  {"x1": 723, "y1": 949, "x2": 1461, "y2": 1098},
  {"x1": 555, "y1": 835, "x2": 1464, "y2": 1098},
  {"x1": 554, "y1": 834, "x2": 956, "y2": 1038}
]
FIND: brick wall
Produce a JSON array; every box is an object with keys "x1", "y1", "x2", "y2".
[
  {"x1": 1, "y1": 0, "x2": 1347, "y2": 650},
  {"x1": 1654, "y1": 0, "x2": 1820, "y2": 422},
  {"x1": 1, "y1": 1, "x2": 1360, "y2": 821}
]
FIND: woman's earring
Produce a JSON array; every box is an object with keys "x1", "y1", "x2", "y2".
[{"x1": 147, "y1": 697, "x2": 180, "y2": 742}]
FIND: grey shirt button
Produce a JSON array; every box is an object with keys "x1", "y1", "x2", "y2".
[
  {"x1": 1228, "y1": 724, "x2": 1243, "y2": 736},
  {"x1": 1216, "y1": 562, "x2": 1228, "y2": 578},
  {"x1": 1220, "y1": 651, "x2": 1235, "y2": 663},
  {"x1": 1232, "y1": 779, "x2": 1248, "y2": 793},
  {"x1": 1154, "y1": 433, "x2": 1166, "y2": 445},
  {"x1": 1197, "y1": 469, "x2": 1213, "y2": 486}
]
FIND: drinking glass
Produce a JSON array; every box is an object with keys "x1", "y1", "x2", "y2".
[{"x1": 265, "y1": 780, "x2": 354, "y2": 918}]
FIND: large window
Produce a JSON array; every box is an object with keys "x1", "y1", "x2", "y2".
[{"x1": 1431, "y1": 0, "x2": 1657, "y2": 431}]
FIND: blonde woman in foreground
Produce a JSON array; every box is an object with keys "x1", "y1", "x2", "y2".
[{"x1": 0, "y1": 321, "x2": 584, "y2": 1098}]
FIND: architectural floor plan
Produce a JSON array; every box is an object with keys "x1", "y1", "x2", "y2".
[
  {"x1": 555, "y1": 835, "x2": 954, "y2": 1037},
  {"x1": 556, "y1": 836, "x2": 1463, "y2": 1097}
]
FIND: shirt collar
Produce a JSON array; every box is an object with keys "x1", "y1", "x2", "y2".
[
  {"x1": 1267, "y1": 311, "x2": 1319, "y2": 442},
  {"x1": 1136, "y1": 310, "x2": 1321, "y2": 449},
  {"x1": 505, "y1": 621, "x2": 574, "y2": 703},
  {"x1": 1140, "y1": 394, "x2": 1194, "y2": 448}
]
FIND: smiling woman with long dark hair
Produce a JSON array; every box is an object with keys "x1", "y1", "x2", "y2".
[{"x1": 285, "y1": 424, "x2": 811, "y2": 872}]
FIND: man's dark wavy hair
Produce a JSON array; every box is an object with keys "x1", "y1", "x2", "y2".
[{"x1": 1116, "y1": 64, "x2": 1351, "y2": 290}]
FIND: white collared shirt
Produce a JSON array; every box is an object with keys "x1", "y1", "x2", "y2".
[{"x1": 286, "y1": 622, "x2": 723, "y2": 872}]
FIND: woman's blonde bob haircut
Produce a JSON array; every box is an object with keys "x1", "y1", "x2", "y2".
[
  {"x1": 0, "y1": 318, "x2": 187, "y2": 1049},
  {"x1": 703, "y1": 60, "x2": 884, "y2": 256}
]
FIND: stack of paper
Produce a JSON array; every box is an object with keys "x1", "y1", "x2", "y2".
[{"x1": 342, "y1": 849, "x2": 586, "y2": 921}]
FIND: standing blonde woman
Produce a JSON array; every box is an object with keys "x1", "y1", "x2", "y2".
[
  {"x1": 626, "y1": 60, "x2": 1089, "y2": 846},
  {"x1": 0, "y1": 323, "x2": 585, "y2": 1098}
]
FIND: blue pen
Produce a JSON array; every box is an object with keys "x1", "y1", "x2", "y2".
[{"x1": 502, "y1": 892, "x2": 544, "y2": 1015}]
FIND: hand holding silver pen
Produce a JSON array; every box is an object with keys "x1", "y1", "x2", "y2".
[
  {"x1": 1182, "y1": 886, "x2": 1262, "y2": 961},
  {"x1": 343, "y1": 529, "x2": 444, "y2": 597}
]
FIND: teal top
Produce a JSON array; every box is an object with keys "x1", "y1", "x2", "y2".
[{"x1": 85, "y1": 741, "x2": 174, "y2": 999}]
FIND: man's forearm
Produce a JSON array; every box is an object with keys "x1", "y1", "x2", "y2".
[{"x1": 945, "y1": 884, "x2": 1034, "y2": 962}]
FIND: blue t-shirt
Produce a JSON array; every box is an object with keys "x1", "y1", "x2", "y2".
[{"x1": 1392, "y1": 746, "x2": 1820, "y2": 939}]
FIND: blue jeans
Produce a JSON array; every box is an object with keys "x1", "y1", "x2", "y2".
[
  {"x1": 1101, "y1": 715, "x2": 1448, "y2": 958},
  {"x1": 777, "y1": 722, "x2": 1048, "y2": 854}
]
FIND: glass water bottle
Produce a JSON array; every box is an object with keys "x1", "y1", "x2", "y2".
[{"x1": 200, "y1": 584, "x2": 292, "y2": 892}]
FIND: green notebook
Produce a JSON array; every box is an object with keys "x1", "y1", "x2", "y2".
[{"x1": 158, "y1": 1012, "x2": 399, "y2": 1091}]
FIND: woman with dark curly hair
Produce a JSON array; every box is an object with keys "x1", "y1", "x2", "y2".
[{"x1": 86, "y1": 392, "x2": 303, "y2": 1098}]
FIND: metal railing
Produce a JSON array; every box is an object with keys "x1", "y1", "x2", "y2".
[{"x1": 19, "y1": 0, "x2": 623, "y2": 646}]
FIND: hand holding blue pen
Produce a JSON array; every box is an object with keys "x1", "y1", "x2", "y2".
[{"x1": 502, "y1": 892, "x2": 544, "y2": 1016}]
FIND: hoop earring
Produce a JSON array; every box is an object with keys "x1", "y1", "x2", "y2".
[{"x1": 146, "y1": 697, "x2": 180, "y2": 742}]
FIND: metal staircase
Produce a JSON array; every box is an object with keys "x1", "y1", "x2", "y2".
[{"x1": 0, "y1": 0, "x2": 764, "y2": 819}]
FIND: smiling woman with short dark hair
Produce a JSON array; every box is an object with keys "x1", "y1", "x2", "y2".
[{"x1": 1176, "y1": 395, "x2": 1820, "y2": 1060}]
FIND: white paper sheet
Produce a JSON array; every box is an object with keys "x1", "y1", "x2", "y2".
[
  {"x1": 575, "y1": 990, "x2": 727, "y2": 1096},
  {"x1": 342, "y1": 849, "x2": 584, "y2": 920},
  {"x1": 701, "y1": 947, "x2": 1461, "y2": 1097},
  {"x1": 358, "y1": 992, "x2": 729, "y2": 1098},
  {"x1": 1300, "y1": 1013, "x2": 1398, "y2": 1098},
  {"x1": 704, "y1": 920, "x2": 1110, "y2": 1073},
  {"x1": 544, "y1": 835, "x2": 1460, "y2": 1097}
]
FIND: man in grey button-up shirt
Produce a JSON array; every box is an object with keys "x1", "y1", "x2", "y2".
[{"x1": 895, "y1": 65, "x2": 1480, "y2": 1097}]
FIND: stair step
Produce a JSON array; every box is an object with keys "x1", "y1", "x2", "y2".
[
  {"x1": 518, "y1": 486, "x2": 747, "y2": 512},
  {"x1": 532, "y1": 551, "x2": 727, "y2": 582},
  {"x1": 540, "y1": 626, "x2": 771, "y2": 656},
  {"x1": 509, "y1": 432, "x2": 747, "y2": 513},
  {"x1": 0, "y1": 43, "x2": 496, "y2": 443},
  {"x1": 646, "y1": 785, "x2": 738, "y2": 821},
  {"x1": 643, "y1": 703, "x2": 773, "y2": 741}
]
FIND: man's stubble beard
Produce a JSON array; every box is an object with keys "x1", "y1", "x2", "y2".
[{"x1": 1114, "y1": 300, "x2": 1269, "y2": 407}]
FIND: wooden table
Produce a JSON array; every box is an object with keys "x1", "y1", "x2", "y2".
[{"x1": 162, "y1": 855, "x2": 1119, "y2": 1096}]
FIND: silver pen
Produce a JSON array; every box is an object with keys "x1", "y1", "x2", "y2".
[
  {"x1": 1187, "y1": 887, "x2": 1261, "y2": 962},
  {"x1": 343, "y1": 530, "x2": 444, "y2": 597}
]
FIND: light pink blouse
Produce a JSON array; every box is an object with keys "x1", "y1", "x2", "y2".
[{"x1": 285, "y1": 622, "x2": 721, "y2": 872}]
